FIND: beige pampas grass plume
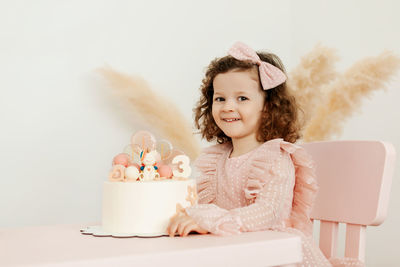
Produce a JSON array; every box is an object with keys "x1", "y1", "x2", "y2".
[
  {"x1": 303, "y1": 51, "x2": 400, "y2": 142},
  {"x1": 97, "y1": 66, "x2": 201, "y2": 160},
  {"x1": 288, "y1": 44, "x2": 339, "y2": 127}
]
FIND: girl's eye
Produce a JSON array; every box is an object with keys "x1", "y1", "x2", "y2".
[
  {"x1": 238, "y1": 96, "x2": 248, "y2": 101},
  {"x1": 214, "y1": 97, "x2": 225, "y2": 102}
]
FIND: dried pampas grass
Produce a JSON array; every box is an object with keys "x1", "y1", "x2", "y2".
[
  {"x1": 288, "y1": 44, "x2": 339, "y2": 127},
  {"x1": 303, "y1": 51, "x2": 400, "y2": 142},
  {"x1": 97, "y1": 67, "x2": 200, "y2": 160}
]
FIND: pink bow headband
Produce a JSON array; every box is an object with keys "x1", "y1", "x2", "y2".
[{"x1": 228, "y1": 42, "x2": 287, "y2": 90}]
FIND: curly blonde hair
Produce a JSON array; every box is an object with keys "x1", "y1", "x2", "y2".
[{"x1": 194, "y1": 52, "x2": 301, "y2": 144}]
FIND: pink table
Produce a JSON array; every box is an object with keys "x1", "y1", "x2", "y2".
[{"x1": 1, "y1": 224, "x2": 302, "y2": 267}]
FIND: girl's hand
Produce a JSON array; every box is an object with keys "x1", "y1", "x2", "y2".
[{"x1": 167, "y1": 213, "x2": 208, "y2": 237}]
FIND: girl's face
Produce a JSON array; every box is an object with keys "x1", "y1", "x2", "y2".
[{"x1": 212, "y1": 69, "x2": 265, "y2": 142}]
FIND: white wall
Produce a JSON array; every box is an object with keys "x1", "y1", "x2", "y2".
[{"x1": 1, "y1": 0, "x2": 399, "y2": 266}]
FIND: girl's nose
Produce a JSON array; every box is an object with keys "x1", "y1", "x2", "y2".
[{"x1": 222, "y1": 99, "x2": 235, "y2": 112}]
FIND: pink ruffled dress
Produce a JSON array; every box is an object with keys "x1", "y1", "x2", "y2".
[{"x1": 185, "y1": 139, "x2": 364, "y2": 267}]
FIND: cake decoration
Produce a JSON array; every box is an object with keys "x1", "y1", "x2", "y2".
[
  {"x1": 186, "y1": 185, "x2": 198, "y2": 206},
  {"x1": 112, "y1": 153, "x2": 131, "y2": 167},
  {"x1": 138, "y1": 150, "x2": 160, "y2": 181},
  {"x1": 109, "y1": 164, "x2": 125, "y2": 181},
  {"x1": 108, "y1": 131, "x2": 192, "y2": 182}
]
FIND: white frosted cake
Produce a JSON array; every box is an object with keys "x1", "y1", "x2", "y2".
[
  {"x1": 82, "y1": 131, "x2": 197, "y2": 237},
  {"x1": 102, "y1": 179, "x2": 196, "y2": 236}
]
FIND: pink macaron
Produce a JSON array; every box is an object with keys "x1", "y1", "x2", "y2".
[
  {"x1": 158, "y1": 164, "x2": 173, "y2": 178},
  {"x1": 112, "y1": 153, "x2": 131, "y2": 167}
]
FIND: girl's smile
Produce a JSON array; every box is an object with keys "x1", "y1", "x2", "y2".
[{"x1": 221, "y1": 118, "x2": 241, "y2": 122}]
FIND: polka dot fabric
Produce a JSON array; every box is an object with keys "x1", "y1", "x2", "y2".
[{"x1": 185, "y1": 139, "x2": 362, "y2": 266}]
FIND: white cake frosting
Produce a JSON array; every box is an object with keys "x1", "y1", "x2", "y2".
[{"x1": 102, "y1": 179, "x2": 196, "y2": 236}]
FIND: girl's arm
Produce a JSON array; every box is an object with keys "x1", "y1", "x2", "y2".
[
  {"x1": 185, "y1": 151, "x2": 295, "y2": 235},
  {"x1": 185, "y1": 140, "x2": 318, "y2": 236}
]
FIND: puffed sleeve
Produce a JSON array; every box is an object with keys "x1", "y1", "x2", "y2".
[
  {"x1": 186, "y1": 139, "x2": 318, "y2": 236},
  {"x1": 193, "y1": 144, "x2": 229, "y2": 204},
  {"x1": 281, "y1": 141, "x2": 318, "y2": 236}
]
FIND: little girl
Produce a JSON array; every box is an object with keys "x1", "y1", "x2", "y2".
[{"x1": 167, "y1": 42, "x2": 336, "y2": 266}]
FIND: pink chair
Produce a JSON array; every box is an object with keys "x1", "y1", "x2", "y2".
[{"x1": 302, "y1": 140, "x2": 396, "y2": 265}]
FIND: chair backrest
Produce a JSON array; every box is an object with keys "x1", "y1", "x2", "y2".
[{"x1": 301, "y1": 140, "x2": 396, "y2": 262}]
